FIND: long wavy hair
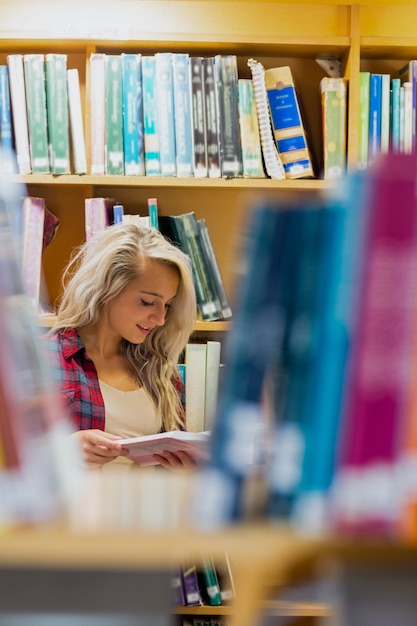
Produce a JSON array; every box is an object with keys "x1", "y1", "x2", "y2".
[{"x1": 52, "y1": 223, "x2": 197, "y2": 430}]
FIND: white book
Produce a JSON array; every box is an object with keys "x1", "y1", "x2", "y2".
[
  {"x1": 67, "y1": 68, "x2": 87, "y2": 174},
  {"x1": 204, "y1": 340, "x2": 221, "y2": 431},
  {"x1": 89, "y1": 52, "x2": 106, "y2": 175},
  {"x1": 7, "y1": 54, "x2": 31, "y2": 174},
  {"x1": 118, "y1": 430, "x2": 211, "y2": 466},
  {"x1": 185, "y1": 342, "x2": 207, "y2": 433}
]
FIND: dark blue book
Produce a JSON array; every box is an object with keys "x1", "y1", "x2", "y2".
[{"x1": 368, "y1": 73, "x2": 382, "y2": 165}]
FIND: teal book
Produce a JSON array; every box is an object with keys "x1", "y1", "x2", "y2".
[
  {"x1": 0, "y1": 64, "x2": 17, "y2": 173},
  {"x1": 141, "y1": 55, "x2": 161, "y2": 176},
  {"x1": 391, "y1": 77, "x2": 401, "y2": 153},
  {"x1": 105, "y1": 54, "x2": 124, "y2": 175},
  {"x1": 23, "y1": 53, "x2": 50, "y2": 173},
  {"x1": 155, "y1": 52, "x2": 176, "y2": 176},
  {"x1": 147, "y1": 197, "x2": 159, "y2": 229},
  {"x1": 197, "y1": 217, "x2": 232, "y2": 320},
  {"x1": 7, "y1": 54, "x2": 31, "y2": 174},
  {"x1": 45, "y1": 53, "x2": 70, "y2": 174},
  {"x1": 121, "y1": 52, "x2": 145, "y2": 176},
  {"x1": 172, "y1": 52, "x2": 193, "y2": 177},
  {"x1": 200, "y1": 555, "x2": 222, "y2": 606}
]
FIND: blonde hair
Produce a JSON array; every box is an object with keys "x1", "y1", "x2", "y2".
[{"x1": 52, "y1": 223, "x2": 197, "y2": 430}]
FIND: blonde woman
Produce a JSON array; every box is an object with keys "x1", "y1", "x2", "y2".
[{"x1": 43, "y1": 223, "x2": 197, "y2": 470}]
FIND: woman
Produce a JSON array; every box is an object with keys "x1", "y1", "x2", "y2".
[{"x1": 43, "y1": 222, "x2": 197, "y2": 471}]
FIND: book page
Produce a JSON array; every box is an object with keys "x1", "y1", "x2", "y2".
[{"x1": 119, "y1": 430, "x2": 211, "y2": 466}]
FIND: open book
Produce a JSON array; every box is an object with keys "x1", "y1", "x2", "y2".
[{"x1": 119, "y1": 430, "x2": 211, "y2": 466}]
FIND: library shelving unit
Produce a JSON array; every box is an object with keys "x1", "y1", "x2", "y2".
[{"x1": 2, "y1": 1, "x2": 417, "y2": 625}]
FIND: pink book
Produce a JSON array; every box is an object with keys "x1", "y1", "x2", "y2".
[
  {"x1": 21, "y1": 196, "x2": 46, "y2": 312},
  {"x1": 332, "y1": 152, "x2": 417, "y2": 536}
]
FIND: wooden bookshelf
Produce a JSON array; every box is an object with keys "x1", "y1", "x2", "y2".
[{"x1": 2, "y1": 1, "x2": 417, "y2": 624}]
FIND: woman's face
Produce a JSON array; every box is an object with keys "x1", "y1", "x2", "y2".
[{"x1": 105, "y1": 258, "x2": 179, "y2": 344}]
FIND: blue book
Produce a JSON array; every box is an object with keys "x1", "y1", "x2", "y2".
[
  {"x1": 141, "y1": 55, "x2": 161, "y2": 176},
  {"x1": 172, "y1": 52, "x2": 193, "y2": 177},
  {"x1": 368, "y1": 73, "x2": 382, "y2": 165},
  {"x1": 121, "y1": 53, "x2": 145, "y2": 176},
  {"x1": 0, "y1": 64, "x2": 16, "y2": 173},
  {"x1": 112, "y1": 204, "x2": 124, "y2": 224},
  {"x1": 391, "y1": 77, "x2": 401, "y2": 153},
  {"x1": 291, "y1": 173, "x2": 373, "y2": 532},
  {"x1": 155, "y1": 52, "x2": 176, "y2": 177},
  {"x1": 147, "y1": 197, "x2": 159, "y2": 229}
]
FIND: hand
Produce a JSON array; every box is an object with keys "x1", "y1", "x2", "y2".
[
  {"x1": 70, "y1": 429, "x2": 129, "y2": 470},
  {"x1": 153, "y1": 450, "x2": 198, "y2": 472}
]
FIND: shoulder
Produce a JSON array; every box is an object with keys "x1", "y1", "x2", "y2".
[{"x1": 41, "y1": 328, "x2": 85, "y2": 360}]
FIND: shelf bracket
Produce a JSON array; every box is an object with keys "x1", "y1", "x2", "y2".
[{"x1": 316, "y1": 56, "x2": 342, "y2": 78}]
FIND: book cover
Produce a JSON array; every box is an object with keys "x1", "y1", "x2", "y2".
[
  {"x1": 368, "y1": 73, "x2": 382, "y2": 165},
  {"x1": 182, "y1": 562, "x2": 203, "y2": 606},
  {"x1": 203, "y1": 57, "x2": 221, "y2": 178},
  {"x1": 403, "y1": 80, "x2": 413, "y2": 154},
  {"x1": 214, "y1": 54, "x2": 243, "y2": 178},
  {"x1": 89, "y1": 52, "x2": 106, "y2": 175},
  {"x1": 45, "y1": 53, "x2": 70, "y2": 174},
  {"x1": 190, "y1": 56, "x2": 207, "y2": 177},
  {"x1": 204, "y1": 340, "x2": 222, "y2": 431},
  {"x1": 21, "y1": 196, "x2": 46, "y2": 313},
  {"x1": 237, "y1": 78, "x2": 265, "y2": 178},
  {"x1": 118, "y1": 429, "x2": 210, "y2": 465},
  {"x1": 121, "y1": 52, "x2": 145, "y2": 176},
  {"x1": 171, "y1": 565, "x2": 186, "y2": 606},
  {"x1": 6, "y1": 54, "x2": 31, "y2": 174},
  {"x1": 112, "y1": 203, "x2": 124, "y2": 224},
  {"x1": 320, "y1": 76, "x2": 347, "y2": 180},
  {"x1": 172, "y1": 52, "x2": 193, "y2": 178},
  {"x1": 197, "y1": 217, "x2": 232, "y2": 320},
  {"x1": 155, "y1": 52, "x2": 176, "y2": 177},
  {"x1": 141, "y1": 55, "x2": 161, "y2": 176},
  {"x1": 380, "y1": 73, "x2": 390, "y2": 154},
  {"x1": 67, "y1": 68, "x2": 87, "y2": 175},
  {"x1": 84, "y1": 197, "x2": 116, "y2": 240},
  {"x1": 184, "y1": 342, "x2": 208, "y2": 433},
  {"x1": 332, "y1": 153, "x2": 417, "y2": 536},
  {"x1": 105, "y1": 54, "x2": 124, "y2": 175},
  {"x1": 200, "y1": 555, "x2": 222, "y2": 606},
  {"x1": 147, "y1": 197, "x2": 159, "y2": 229},
  {"x1": 23, "y1": 53, "x2": 50, "y2": 173},
  {"x1": 357, "y1": 71, "x2": 370, "y2": 170},
  {"x1": 264, "y1": 65, "x2": 314, "y2": 179},
  {"x1": 399, "y1": 59, "x2": 417, "y2": 152},
  {"x1": 247, "y1": 58, "x2": 286, "y2": 180},
  {"x1": 0, "y1": 64, "x2": 16, "y2": 174}
]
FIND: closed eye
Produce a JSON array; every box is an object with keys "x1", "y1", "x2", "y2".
[{"x1": 141, "y1": 299, "x2": 155, "y2": 307}]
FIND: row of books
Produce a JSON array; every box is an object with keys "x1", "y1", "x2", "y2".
[
  {"x1": 358, "y1": 62, "x2": 417, "y2": 170},
  {"x1": 193, "y1": 150, "x2": 417, "y2": 543},
  {"x1": 172, "y1": 553, "x2": 235, "y2": 608},
  {"x1": 1, "y1": 54, "x2": 87, "y2": 175},
  {"x1": 85, "y1": 196, "x2": 232, "y2": 321}
]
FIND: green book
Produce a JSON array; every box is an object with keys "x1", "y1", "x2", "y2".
[
  {"x1": 23, "y1": 53, "x2": 50, "y2": 173},
  {"x1": 105, "y1": 54, "x2": 124, "y2": 175},
  {"x1": 45, "y1": 53, "x2": 70, "y2": 174},
  {"x1": 320, "y1": 76, "x2": 347, "y2": 180},
  {"x1": 358, "y1": 71, "x2": 370, "y2": 170},
  {"x1": 237, "y1": 78, "x2": 265, "y2": 178}
]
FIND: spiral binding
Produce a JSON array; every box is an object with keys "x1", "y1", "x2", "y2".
[{"x1": 247, "y1": 58, "x2": 286, "y2": 180}]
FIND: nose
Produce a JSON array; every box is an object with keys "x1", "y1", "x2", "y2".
[{"x1": 150, "y1": 304, "x2": 166, "y2": 326}]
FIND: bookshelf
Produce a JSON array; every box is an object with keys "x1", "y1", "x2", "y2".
[{"x1": 2, "y1": 1, "x2": 417, "y2": 625}]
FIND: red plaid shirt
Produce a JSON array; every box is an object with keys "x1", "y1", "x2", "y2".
[{"x1": 41, "y1": 328, "x2": 185, "y2": 431}]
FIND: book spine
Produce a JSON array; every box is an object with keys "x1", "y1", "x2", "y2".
[
  {"x1": 403, "y1": 81, "x2": 413, "y2": 154},
  {"x1": 67, "y1": 68, "x2": 87, "y2": 175},
  {"x1": 190, "y1": 56, "x2": 207, "y2": 177},
  {"x1": 23, "y1": 54, "x2": 50, "y2": 173},
  {"x1": 172, "y1": 52, "x2": 193, "y2": 178},
  {"x1": 357, "y1": 71, "x2": 370, "y2": 170},
  {"x1": 214, "y1": 54, "x2": 243, "y2": 178},
  {"x1": 197, "y1": 218, "x2": 232, "y2": 320},
  {"x1": 89, "y1": 53, "x2": 106, "y2": 175},
  {"x1": 105, "y1": 54, "x2": 124, "y2": 175},
  {"x1": 203, "y1": 57, "x2": 221, "y2": 178},
  {"x1": 247, "y1": 58, "x2": 286, "y2": 179},
  {"x1": 264, "y1": 65, "x2": 314, "y2": 179},
  {"x1": 85, "y1": 197, "x2": 112, "y2": 240},
  {"x1": 121, "y1": 53, "x2": 145, "y2": 176},
  {"x1": 320, "y1": 76, "x2": 347, "y2": 180},
  {"x1": 112, "y1": 204, "x2": 124, "y2": 224},
  {"x1": 391, "y1": 77, "x2": 401, "y2": 153},
  {"x1": 45, "y1": 53, "x2": 70, "y2": 174},
  {"x1": 380, "y1": 73, "x2": 391, "y2": 154},
  {"x1": 368, "y1": 73, "x2": 382, "y2": 164},
  {"x1": 200, "y1": 555, "x2": 222, "y2": 606},
  {"x1": 0, "y1": 65, "x2": 16, "y2": 173},
  {"x1": 204, "y1": 340, "x2": 221, "y2": 431},
  {"x1": 155, "y1": 52, "x2": 176, "y2": 177},
  {"x1": 182, "y1": 562, "x2": 203, "y2": 606},
  {"x1": 185, "y1": 342, "x2": 207, "y2": 433},
  {"x1": 6, "y1": 54, "x2": 31, "y2": 174},
  {"x1": 237, "y1": 78, "x2": 265, "y2": 178},
  {"x1": 21, "y1": 196, "x2": 46, "y2": 313},
  {"x1": 147, "y1": 197, "x2": 159, "y2": 229},
  {"x1": 141, "y1": 55, "x2": 161, "y2": 176}
]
